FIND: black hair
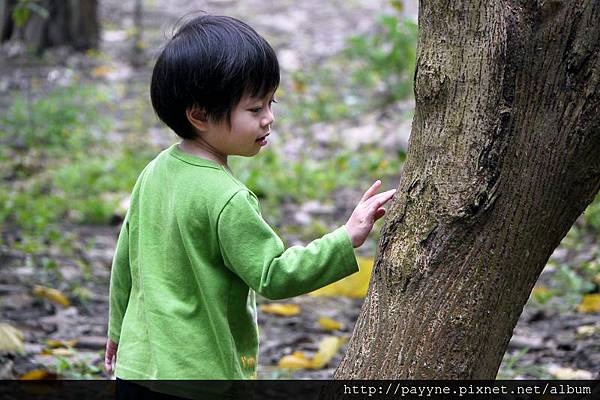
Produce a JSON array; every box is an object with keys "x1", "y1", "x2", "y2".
[{"x1": 150, "y1": 13, "x2": 280, "y2": 139}]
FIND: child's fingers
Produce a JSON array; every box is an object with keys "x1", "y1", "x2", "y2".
[
  {"x1": 105, "y1": 353, "x2": 113, "y2": 374},
  {"x1": 364, "y1": 189, "x2": 396, "y2": 211},
  {"x1": 360, "y1": 180, "x2": 382, "y2": 203},
  {"x1": 104, "y1": 340, "x2": 117, "y2": 375},
  {"x1": 374, "y1": 208, "x2": 386, "y2": 221}
]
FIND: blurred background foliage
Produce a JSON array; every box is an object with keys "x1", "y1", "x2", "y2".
[
  {"x1": 0, "y1": 0, "x2": 599, "y2": 380},
  {"x1": 0, "y1": 8, "x2": 419, "y2": 252}
]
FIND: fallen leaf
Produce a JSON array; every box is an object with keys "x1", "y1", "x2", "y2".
[
  {"x1": 310, "y1": 257, "x2": 373, "y2": 298},
  {"x1": 577, "y1": 294, "x2": 600, "y2": 313},
  {"x1": 318, "y1": 317, "x2": 343, "y2": 331},
  {"x1": 46, "y1": 339, "x2": 77, "y2": 348},
  {"x1": 575, "y1": 325, "x2": 598, "y2": 339},
  {"x1": 51, "y1": 348, "x2": 74, "y2": 357},
  {"x1": 0, "y1": 323, "x2": 24, "y2": 353},
  {"x1": 276, "y1": 337, "x2": 348, "y2": 371},
  {"x1": 278, "y1": 352, "x2": 312, "y2": 369},
  {"x1": 19, "y1": 369, "x2": 58, "y2": 380},
  {"x1": 32, "y1": 285, "x2": 70, "y2": 307},
  {"x1": 260, "y1": 303, "x2": 300, "y2": 317},
  {"x1": 91, "y1": 65, "x2": 114, "y2": 78},
  {"x1": 549, "y1": 366, "x2": 593, "y2": 380},
  {"x1": 310, "y1": 336, "x2": 346, "y2": 369},
  {"x1": 41, "y1": 348, "x2": 74, "y2": 357}
]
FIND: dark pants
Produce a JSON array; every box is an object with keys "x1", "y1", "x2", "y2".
[{"x1": 116, "y1": 378, "x2": 187, "y2": 400}]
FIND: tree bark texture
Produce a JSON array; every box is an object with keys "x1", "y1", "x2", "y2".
[
  {"x1": 335, "y1": 0, "x2": 600, "y2": 379},
  {"x1": 0, "y1": 0, "x2": 99, "y2": 52}
]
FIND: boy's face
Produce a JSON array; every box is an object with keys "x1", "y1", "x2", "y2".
[{"x1": 202, "y1": 91, "x2": 276, "y2": 158}]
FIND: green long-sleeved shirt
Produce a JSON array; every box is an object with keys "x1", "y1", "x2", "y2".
[{"x1": 108, "y1": 143, "x2": 359, "y2": 381}]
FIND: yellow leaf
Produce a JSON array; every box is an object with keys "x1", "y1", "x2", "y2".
[
  {"x1": 310, "y1": 257, "x2": 373, "y2": 298},
  {"x1": 260, "y1": 303, "x2": 300, "y2": 316},
  {"x1": 46, "y1": 339, "x2": 77, "y2": 348},
  {"x1": 310, "y1": 336, "x2": 346, "y2": 369},
  {"x1": 550, "y1": 367, "x2": 593, "y2": 380},
  {"x1": 0, "y1": 323, "x2": 24, "y2": 353},
  {"x1": 20, "y1": 369, "x2": 58, "y2": 380},
  {"x1": 41, "y1": 347, "x2": 75, "y2": 356},
  {"x1": 50, "y1": 348, "x2": 74, "y2": 357},
  {"x1": 576, "y1": 325, "x2": 598, "y2": 339},
  {"x1": 46, "y1": 339, "x2": 63, "y2": 348},
  {"x1": 278, "y1": 352, "x2": 312, "y2": 369},
  {"x1": 577, "y1": 294, "x2": 600, "y2": 313},
  {"x1": 276, "y1": 338, "x2": 348, "y2": 371},
  {"x1": 318, "y1": 317, "x2": 342, "y2": 331},
  {"x1": 32, "y1": 285, "x2": 70, "y2": 307},
  {"x1": 91, "y1": 65, "x2": 114, "y2": 78}
]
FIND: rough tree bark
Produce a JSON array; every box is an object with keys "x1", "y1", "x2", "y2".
[
  {"x1": 335, "y1": 0, "x2": 600, "y2": 379},
  {"x1": 0, "y1": 0, "x2": 99, "y2": 53}
]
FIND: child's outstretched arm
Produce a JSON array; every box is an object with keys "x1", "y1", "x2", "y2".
[
  {"x1": 345, "y1": 180, "x2": 396, "y2": 248},
  {"x1": 217, "y1": 181, "x2": 395, "y2": 300}
]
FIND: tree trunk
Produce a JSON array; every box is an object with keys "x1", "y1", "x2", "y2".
[
  {"x1": 0, "y1": 0, "x2": 99, "y2": 53},
  {"x1": 0, "y1": 0, "x2": 17, "y2": 42},
  {"x1": 130, "y1": 0, "x2": 145, "y2": 67},
  {"x1": 335, "y1": 0, "x2": 600, "y2": 379}
]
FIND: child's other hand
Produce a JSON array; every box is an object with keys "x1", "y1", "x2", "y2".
[
  {"x1": 104, "y1": 338, "x2": 118, "y2": 376},
  {"x1": 345, "y1": 180, "x2": 396, "y2": 248}
]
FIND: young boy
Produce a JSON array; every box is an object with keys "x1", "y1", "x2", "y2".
[{"x1": 104, "y1": 13, "x2": 395, "y2": 386}]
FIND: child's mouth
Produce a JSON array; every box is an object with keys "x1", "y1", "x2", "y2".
[{"x1": 255, "y1": 133, "x2": 270, "y2": 143}]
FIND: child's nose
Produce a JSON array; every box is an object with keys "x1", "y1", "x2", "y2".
[{"x1": 262, "y1": 109, "x2": 274, "y2": 127}]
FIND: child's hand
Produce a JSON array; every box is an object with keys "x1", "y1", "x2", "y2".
[
  {"x1": 104, "y1": 338, "x2": 118, "y2": 375},
  {"x1": 345, "y1": 180, "x2": 396, "y2": 248}
]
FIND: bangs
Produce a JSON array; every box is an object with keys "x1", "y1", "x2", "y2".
[{"x1": 242, "y1": 43, "x2": 280, "y2": 100}]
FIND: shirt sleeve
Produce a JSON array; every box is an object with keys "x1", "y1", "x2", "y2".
[
  {"x1": 217, "y1": 190, "x2": 359, "y2": 300},
  {"x1": 107, "y1": 217, "x2": 132, "y2": 343}
]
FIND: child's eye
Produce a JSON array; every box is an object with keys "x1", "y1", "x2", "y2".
[{"x1": 249, "y1": 99, "x2": 277, "y2": 113}]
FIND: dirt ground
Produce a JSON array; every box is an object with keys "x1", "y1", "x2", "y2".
[{"x1": 0, "y1": 0, "x2": 598, "y2": 381}]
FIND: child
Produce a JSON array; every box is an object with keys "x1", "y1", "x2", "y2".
[{"x1": 104, "y1": 13, "x2": 395, "y2": 389}]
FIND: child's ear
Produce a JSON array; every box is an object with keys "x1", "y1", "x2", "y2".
[{"x1": 186, "y1": 107, "x2": 209, "y2": 132}]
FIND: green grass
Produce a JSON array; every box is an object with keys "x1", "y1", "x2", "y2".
[
  {"x1": 582, "y1": 192, "x2": 600, "y2": 233},
  {"x1": 53, "y1": 355, "x2": 103, "y2": 379},
  {"x1": 0, "y1": 83, "x2": 155, "y2": 252},
  {"x1": 276, "y1": 13, "x2": 417, "y2": 126},
  {"x1": 497, "y1": 348, "x2": 551, "y2": 379}
]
